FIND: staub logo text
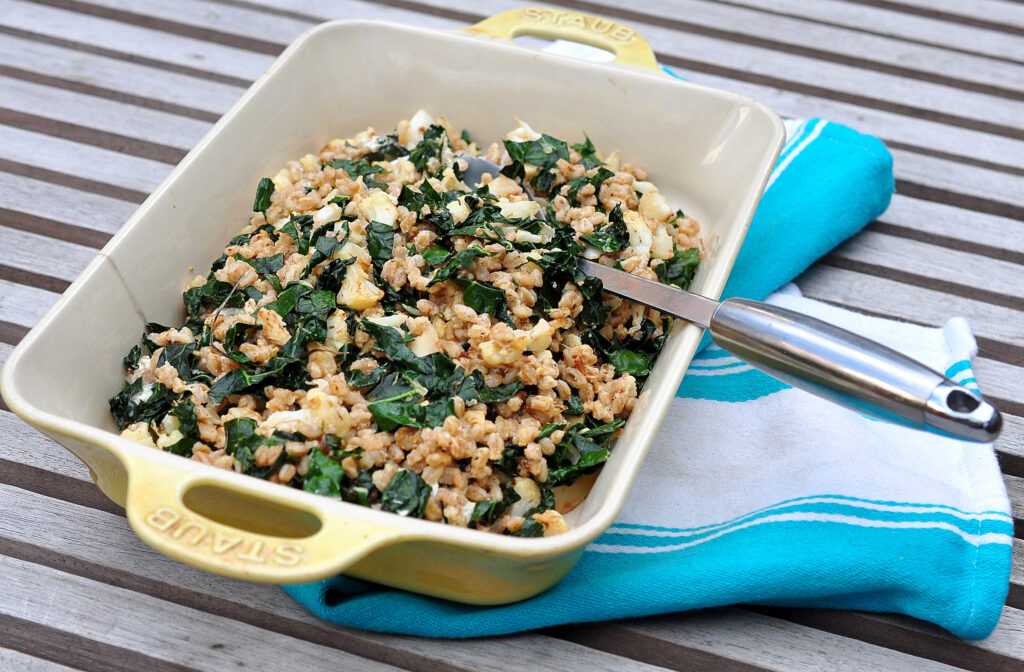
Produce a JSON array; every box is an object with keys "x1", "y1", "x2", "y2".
[
  {"x1": 144, "y1": 507, "x2": 304, "y2": 566},
  {"x1": 521, "y1": 8, "x2": 637, "y2": 43}
]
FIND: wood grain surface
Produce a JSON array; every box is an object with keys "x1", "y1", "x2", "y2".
[{"x1": 0, "y1": 0, "x2": 1021, "y2": 669}]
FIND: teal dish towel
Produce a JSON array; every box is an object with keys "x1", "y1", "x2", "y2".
[{"x1": 283, "y1": 118, "x2": 1013, "y2": 640}]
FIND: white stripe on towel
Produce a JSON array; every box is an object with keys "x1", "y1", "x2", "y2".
[{"x1": 591, "y1": 512, "x2": 1013, "y2": 554}]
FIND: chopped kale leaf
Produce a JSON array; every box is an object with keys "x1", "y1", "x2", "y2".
[
  {"x1": 360, "y1": 320, "x2": 431, "y2": 375},
  {"x1": 303, "y1": 449, "x2": 346, "y2": 497},
  {"x1": 330, "y1": 158, "x2": 388, "y2": 189},
  {"x1": 655, "y1": 245, "x2": 700, "y2": 290},
  {"x1": 580, "y1": 202, "x2": 629, "y2": 252},
  {"x1": 458, "y1": 280, "x2": 507, "y2": 317},
  {"x1": 183, "y1": 276, "x2": 246, "y2": 319},
  {"x1": 408, "y1": 125, "x2": 447, "y2": 173},
  {"x1": 420, "y1": 246, "x2": 451, "y2": 266},
  {"x1": 109, "y1": 380, "x2": 176, "y2": 431},
  {"x1": 380, "y1": 469, "x2": 432, "y2": 517},
  {"x1": 252, "y1": 177, "x2": 274, "y2": 213},
  {"x1": 315, "y1": 257, "x2": 355, "y2": 294},
  {"x1": 123, "y1": 344, "x2": 141, "y2": 370},
  {"x1": 427, "y1": 245, "x2": 492, "y2": 286},
  {"x1": 501, "y1": 134, "x2": 570, "y2": 193},
  {"x1": 572, "y1": 134, "x2": 605, "y2": 170},
  {"x1": 565, "y1": 166, "x2": 614, "y2": 205},
  {"x1": 366, "y1": 221, "x2": 395, "y2": 269},
  {"x1": 236, "y1": 253, "x2": 284, "y2": 276},
  {"x1": 606, "y1": 349, "x2": 653, "y2": 377}
]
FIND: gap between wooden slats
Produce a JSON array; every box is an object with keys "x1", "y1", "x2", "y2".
[
  {"x1": 547, "y1": 613, "x2": 967, "y2": 672},
  {"x1": 6, "y1": 0, "x2": 1024, "y2": 213},
  {"x1": 3, "y1": 13, "x2": 1024, "y2": 227},
  {"x1": 360, "y1": 0, "x2": 1024, "y2": 133},
  {"x1": 744, "y1": 606, "x2": 1024, "y2": 672},
  {"x1": 830, "y1": 231, "x2": 1024, "y2": 308},
  {"x1": 0, "y1": 614, "x2": 200, "y2": 672},
  {"x1": 0, "y1": 483, "x2": 693, "y2": 672},
  {"x1": 651, "y1": 59, "x2": 1024, "y2": 173},
  {"x1": 7, "y1": 0, "x2": 1024, "y2": 145},
  {"x1": 0, "y1": 33, "x2": 244, "y2": 116},
  {"x1": 6, "y1": 0, "x2": 1024, "y2": 201},
  {"x1": 705, "y1": 0, "x2": 1024, "y2": 64},
  {"x1": 0, "y1": 172, "x2": 139, "y2": 231},
  {"x1": 536, "y1": 0, "x2": 1024, "y2": 97},
  {"x1": 0, "y1": 648, "x2": 86, "y2": 672},
  {"x1": 870, "y1": 0, "x2": 1024, "y2": 33},
  {"x1": 796, "y1": 266, "x2": 1024, "y2": 354},
  {"x1": 0, "y1": 74, "x2": 210, "y2": 150},
  {"x1": 78, "y1": 0, "x2": 1024, "y2": 101},
  {"x1": 0, "y1": 126, "x2": 171, "y2": 195},
  {"x1": 0, "y1": 555, "x2": 412, "y2": 672},
  {"x1": 872, "y1": 195, "x2": 1024, "y2": 261},
  {"x1": 0, "y1": 430, "x2": 1017, "y2": 670},
  {"x1": 5, "y1": 0, "x2": 1024, "y2": 180},
  {"x1": 0, "y1": 0, "x2": 273, "y2": 82}
]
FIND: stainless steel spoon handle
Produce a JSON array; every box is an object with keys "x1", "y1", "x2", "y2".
[{"x1": 710, "y1": 298, "x2": 1002, "y2": 442}]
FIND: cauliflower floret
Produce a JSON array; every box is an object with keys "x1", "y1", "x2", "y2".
[
  {"x1": 314, "y1": 202, "x2": 342, "y2": 226},
  {"x1": 365, "y1": 314, "x2": 406, "y2": 328},
  {"x1": 633, "y1": 180, "x2": 659, "y2": 196},
  {"x1": 390, "y1": 159, "x2": 418, "y2": 185},
  {"x1": 258, "y1": 307, "x2": 291, "y2": 346},
  {"x1": 604, "y1": 150, "x2": 621, "y2": 172},
  {"x1": 638, "y1": 190, "x2": 674, "y2": 223},
  {"x1": 325, "y1": 309, "x2": 350, "y2": 350},
  {"x1": 409, "y1": 323, "x2": 441, "y2": 357},
  {"x1": 532, "y1": 509, "x2": 569, "y2": 536},
  {"x1": 487, "y1": 175, "x2": 523, "y2": 199},
  {"x1": 333, "y1": 241, "x2": 372, "y2": 268},
  {"x1": 439, "y1": 166, "x2": 465, "y2": 192},
  {"x1": 446, "y1": 196, "x2": 470, "y2": 224},
  {"x1": 505, "y1": 118, "x2": 541, "y2": 143},
  {"x1": 338, "y1": 264, "x2": 384, "y2": 311},
  {"x1": 357, "y1": 190, "x2": 398, "y2": 228},
  {"x1": 497, "y1": 199, "x2": 540, "y2": 219},
  {"x1": 271, "y1": 168, "x2": 291, "y2": 191},
  {"x1": 120, "y1": 422, "x2": 156, "y2": 448},
  {"x1": 651, "y1": 223, "x2": 674, "y2": 260},
  {"x1": 508, "y1": 477, "x2": 541, "y2": 518},
  {"x1": 155, "y1": 413, "x2": 184, "y2": 450},
  {"x1": 262, "y1": 409, "x2": 309, "y2": 433},
  {"x1": 480, "y1": 339, "x2": 526, "y2": 366},
  {"x1": 479, "y1": 321, "x2": 552, "y2": 365},
  {"x1": 527, "y1": 319, "x2": 553, "y2": 354},
  {"x1": 301, "y1": 387, "x2": 351, "y2": 437},
  {"x1": 623, "y1": 209, "x2": 653, "y2": 253},
  {"x1": 402, "y1": 109, "x2": 434, "y2": 147}
]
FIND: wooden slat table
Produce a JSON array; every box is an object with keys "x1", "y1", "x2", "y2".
[{"x1": 1, "y1": 1, "x2": 1022, "y2": 669}]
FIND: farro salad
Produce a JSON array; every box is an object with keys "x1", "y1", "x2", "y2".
[{"x1": 110, "y1": 111, "x2": 701, "y2": 537}]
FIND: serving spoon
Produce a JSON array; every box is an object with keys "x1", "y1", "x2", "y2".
[{"x1": 458, "y1": 155, "x2": 1001, "y2": 443}]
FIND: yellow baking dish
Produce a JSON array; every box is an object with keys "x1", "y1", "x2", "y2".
[{"x1": 0, "y1": 8, "x2": 783, "y2": 604}]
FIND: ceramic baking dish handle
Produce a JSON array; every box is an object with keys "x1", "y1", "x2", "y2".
[
  {"x1": 121, "y1": 453, "x2": 408, "y2": 583},
  {"x1": 463, "y1": 7, "x2": 660, "y2": 71}
]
